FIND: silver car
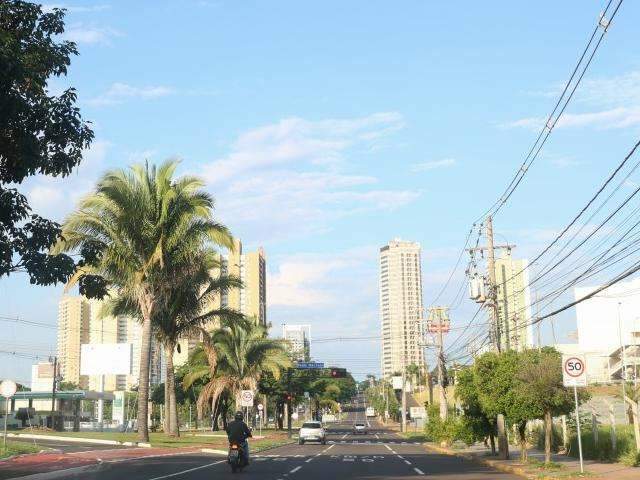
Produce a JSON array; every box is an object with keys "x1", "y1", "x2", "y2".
[{"x1": 298, "y1": 421, "x2": 326, "y2": 445}]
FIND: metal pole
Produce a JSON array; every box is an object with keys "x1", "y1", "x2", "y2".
[
  {"x1": 618, "y1": 302, "x2": 627, "y2": 412},
  {"x1": 574, "y1": 385, "x2": 584, "y2": 474},
  {"x1": 401, "y1": 369, "x2": 407, "y2": 433},
  {"x1": 3, "y1": 399, "x2": 8, "y2": 452},
  {"x1": 50, "y1": 356, "x2": 57, "y2": 427}
]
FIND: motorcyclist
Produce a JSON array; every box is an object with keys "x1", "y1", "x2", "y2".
[{"x1": 226, "y1": 411, "x2": 252, "y2": 465}]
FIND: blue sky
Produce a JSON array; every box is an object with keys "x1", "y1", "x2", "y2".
[{"x1": 3, "y1": 0, "x2": 640, "y2": 384}]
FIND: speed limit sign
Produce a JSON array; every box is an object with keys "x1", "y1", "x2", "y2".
[{"x1": 562, "y1": 354, "x2": 587, "y2": 387}]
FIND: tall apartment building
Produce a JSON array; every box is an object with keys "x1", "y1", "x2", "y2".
[
  {"x1": 57, "y1": 296, "x2": 91, "y2": 388},
  {"x1": 379, "y1": 239, "x2": 426, "y2": 378},
  {"x1": 494, "y1": 252, "x2": 533, "y2": 351},
  {"x1": 57, "y1": 295, "x2": 162, "y2": 392},
  {"x1": 282, "y1": 324, "x2": 311, "y2": 362},
  {"x1": 174, "y1": 239, "x2": 267, "y2": 366}
]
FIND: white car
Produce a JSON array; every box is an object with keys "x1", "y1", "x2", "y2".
[
  {"x1": 298, "y1": 421, "x2": 326, "y2": 445},
  {"x1": 353, "y1": 422, "x2": 367, "y2": 435}
]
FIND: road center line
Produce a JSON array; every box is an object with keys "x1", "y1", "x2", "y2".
[
  {"x1": 290, "y1": 466, "x2": 302, "y2": 473},
  {"x1": 414, "y1": 467, "x2": 425, "y2": 475},
  {"x1": 146, "y1": 460, "x2": 225, "y2": 480}
]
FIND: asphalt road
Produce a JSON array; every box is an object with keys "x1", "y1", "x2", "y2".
[{"x1": 60, "y1": 406, "x2": 520, "y2": 480}]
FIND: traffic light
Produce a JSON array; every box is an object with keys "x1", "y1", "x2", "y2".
[{"x1": 330, "y1": 368, "x2": 347, "y2": 378}]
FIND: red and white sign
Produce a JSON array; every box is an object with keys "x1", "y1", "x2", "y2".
[
  {"x1": 562, "y1": 354, "x2": 587, "y2": 387},
  {"x1": 240, "y1": 390, "x2": 254, "y2": 407}
]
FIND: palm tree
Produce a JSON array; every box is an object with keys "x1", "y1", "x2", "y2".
[
  {"x1": 104, "y1": 248, "x2": 243, "y2": 436},
  {"x1": 153, "y1": 251, "x2": 243, "y2": 436},
  {"x1": 183, "y1": 319, "x2": 291, "y2": 423},
  {"x1": 54, "y1": 161, "x2": 233, "y2": 441}
]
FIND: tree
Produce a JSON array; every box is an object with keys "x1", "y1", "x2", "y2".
[
  {"x1": 55, "y1": 160, "x2": 233, "y2": 441},
  {"x1": 0, "y1": 2, "x2": 103, "y2": 293},
  {"x1": 473, "y1": 351, "x2": 520, "y2": 458},
  {"x1": 184, "y1": 319, "x2": 291, "y2": 419},
  {"x1": 455, "y1": 367, "x2": 496, "y2": 454},
  {"x1": 105, "y1": 248, "x2": 242, "y2": 437},
  {"x1": 517, "y1": 348, "x2": 588, "y2": 464}
]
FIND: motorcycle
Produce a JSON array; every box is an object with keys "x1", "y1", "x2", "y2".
[{"x1": 228, "y1": 443, "x2": 246, "y2": 473}]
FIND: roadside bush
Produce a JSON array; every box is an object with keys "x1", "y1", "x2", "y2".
[
  {"x1": 568, "y1": 424, "x2": 637, "y2": 463},
  {"x1": 424, "y1": 405, "x2": 475, "y2": 446}
]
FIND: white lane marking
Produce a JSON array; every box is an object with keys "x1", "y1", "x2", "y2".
[
  {"x1": 305, "y1": 458, "x2": 313, "y2": 463},
  {"x1": 374, "y1": 433, "x2": 380, "y2": 439},
  {"x1": 290, "y1": 466, "x2": 302, "y2": 473},
  {"x1": 391, "y1": 450, "x2": 397, "y2": 454},
  {"x1": 340, "y1": 433, "x2": 348, "y2": 439},
  {"x1": 414, "y1": 467, "x2": 425, "y2": 475},
  {"x1": 384, "y1": 444, "x2": 393, "y2": 451},
  {"x1": 404, "y1": 460, "x2": 412, "y2": 465},
  {"x1": 104, "y1": 450, "x2": 207, "y2": 464},
  {"x1": 397, "y1": 455, "x2": 404, "y2": 459},
  {"x1": 146, "y1": 460, "x2": 225, "y2": 480}
]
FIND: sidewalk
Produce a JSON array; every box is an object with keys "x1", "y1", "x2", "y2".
[{"x1": 425, "y1": 442, "x2": 638, "y2": 479}]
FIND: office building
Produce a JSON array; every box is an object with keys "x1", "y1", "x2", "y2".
[
  {"x1": 283, "y1": 324, "x2": 311, "y2": 361},
  {"x1": 494, "y1": 252, "x2": 533, "y2": 351},
  {"x1": 174, "y1": 239, "x2": 267, "y2": 366},
  {"x1": 379, "y1": 239, "x2": 426, "y2": 378},
  {"x1": 57, "y1": 295, "x2": 91, "y2": 388}
]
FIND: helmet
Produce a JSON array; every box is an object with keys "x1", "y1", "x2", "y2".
[{"x1": 234, "y1": 411, "x2": 244, "y2": 421}]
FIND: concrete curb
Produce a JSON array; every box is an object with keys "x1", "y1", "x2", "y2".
[
  {"x1": 4, "y1": 433, "x2": 152, "y2": 448},
  {"x1": 422, "y1": 443, "x2": 531, "y2": 479}
]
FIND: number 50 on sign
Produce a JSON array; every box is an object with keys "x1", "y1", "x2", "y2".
[{"x1": 562, "y1": 354, "x2": 587, "y2": 387}]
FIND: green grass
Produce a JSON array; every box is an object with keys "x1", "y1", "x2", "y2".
[{"x1": 0, "y1": 440, "x2": 41, "y2": 459}]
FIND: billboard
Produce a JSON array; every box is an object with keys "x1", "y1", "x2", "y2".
[{"x1": 81, "y1": 343, "x2": 132, "y2": 376}]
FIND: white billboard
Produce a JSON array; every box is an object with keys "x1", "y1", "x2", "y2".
[{"x1": 81, "y1": 343, "x2": 132, "y2": 376}]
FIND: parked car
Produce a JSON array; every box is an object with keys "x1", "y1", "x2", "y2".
[
  {"x1": 353, "y1": 422, "x2": 367, "y2": 434},
  {"x1": 298, "y1": 421, "x2": 326, "y2": 445}
]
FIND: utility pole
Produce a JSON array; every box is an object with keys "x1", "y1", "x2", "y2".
[
  {"x1": 486, "y1": 216, "x2": 501, "y2": 353},
  {"x1": 467, "y1": 216, "x2": 515, "y2": 352},
  {"x1": 427, "y1": 307, "x2": 449, "y2": 420}
]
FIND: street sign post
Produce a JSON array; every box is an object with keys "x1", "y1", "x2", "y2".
[
  {"x1": 1, "y1": 379, "x2": 17, "y2": 453},
  {"x1": 240, "y1": 390, "x2": 254, "y2": 407},
  {"x1": 295, "y1": 362, "x2": 324, "y2": 369},
  {"x1": 562, "y1": 354, "x2": 586, "y2": 474},
  {"x1": 257, "y1": 403, "x2": 263, "y2": 436}
]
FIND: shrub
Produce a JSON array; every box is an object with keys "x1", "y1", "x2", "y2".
[
  {"x1": 424, "y1": 405, "x2": 476, "y2": 446},
  {"x1": 567, "y1": 424, "x2": 637, "y2": 463}
]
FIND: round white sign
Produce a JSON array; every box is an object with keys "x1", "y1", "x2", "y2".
[
  {"x1": 0, "y1": 379, "x2": 17, "y2": 398},
  {"x1": 564, "y1": 357, "x2": 584, "y2": 378},
  {"x1": 257, "y1": 403, "x2": 263, "y2": 411},
  {"x1": 240, "y1": 390, "x2": 254, "y2": 406}
]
